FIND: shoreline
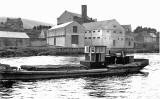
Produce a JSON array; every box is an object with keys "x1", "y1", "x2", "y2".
[{"x1": 0, "y1": 47, "x2": 158, "y2": 58}]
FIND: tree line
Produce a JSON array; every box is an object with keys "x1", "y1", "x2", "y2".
[
  {"x1": 133, "y1": 26, "x2": 158, "y2": 34},
  {"x1": 33, "y1": 25, "x2": 52, "y2": 30}
]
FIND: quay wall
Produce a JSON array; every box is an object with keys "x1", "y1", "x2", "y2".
[
  {"x1": 0, "y1": 47, "x2": 84, "y2": 57},
  {"x1": 0, "y1": 47, "x2": 158, "y2": 57}
]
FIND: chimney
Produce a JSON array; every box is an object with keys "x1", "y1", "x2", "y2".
[{"x1": 82, "y1": 5, "x2": 87, "y2": 22}]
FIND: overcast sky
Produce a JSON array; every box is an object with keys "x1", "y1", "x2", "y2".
[{"x1": 0, "y1": 0, "x2": 159, "y2": 31}]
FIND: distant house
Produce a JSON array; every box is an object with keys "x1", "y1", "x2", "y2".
[
  {"x1": 83, "y1": 19, "x2": 131, "y2": 49},
  {"x1": 0, "y1": 18, "x2": 24, "y2": 32},
  {"x1": 134, "y1": 31, "x2": 157, "y2": 50},
  {"x1": 5, "y1": 18, "x2": 24, "y2": 31},
  {"x1": 24, "y1": 29, "x2": 47, "y2": 47},
  {"x1": 57, "y1": 5, "x2": 96, "y2": 25},
  {"x1": 0, "y1": 31, "x2": 29, "y2": 48},
  {"x1": 47, "y1": 21, "x2": 85, "y2": 48}
]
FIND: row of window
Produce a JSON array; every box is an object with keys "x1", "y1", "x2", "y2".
[
  {"x1": 85, "y1": 37, "x2": 124, "y2": 40},
  {"x1": 85, "y1": 37, "x2": 100, "y2": 39},
  {"x1": 125, "y1": 38, "x2": 134, "y2": 41},
  {"x1": 85, "y1": 30, "x2": 123, "y2": 34},
  {"x1": 85, "y1": 30, "x2": 101, "y2": 33},
  {"x1": 85, "y1": 37, "x2": 134, "y2": 41},
  {"x1": 113, "y1": 31, "x2": 122, "y2": 34}
]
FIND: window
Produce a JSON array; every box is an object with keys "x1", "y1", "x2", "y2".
[
  {"x1": 98, "y1": 30, "x2": 100, "y2": 32},
  {"x1": 113, "y1": 25, "x2": 116, "y2": 28},
  {"x1": 120, "y1": 31, "x2": 122, "y2": 33},
  {"x1": 128, "y1": 41, "x2": 131, "y2": 46},
  {"x1": 113, "y1": 31, "x2": 116, "y2": 33},
  {"x1": 73, "y1": 26, "x2": 78, "y2": 33},
  {"x1": 88, "y1": 37, "x2": 91, "y2": 39},
  {"x1": 93, "y1": 31, "x2": 95, "y2": 33},
  {"x1": 85, "y1": 37, "x2": 87, "y2": 39},
  {"x1": 113, "y1": 40, "x2": 116, "y2": 46},
  {"x1": 93, "y1": 37, "x2": 96, "y2": 39},
  {"x1": 85, "y1": 31, "x2": 87, "y2": 33},
  {"x1": 97, "y1": 37, "x2": 100, "y2": 39},
  {"x1": 89, "y1": 31, "x2": 91, "y2": 33},
  {"x1": 71, "y1": 35, "x2": 79, "y2": 44},
  {"x1": 54, "y1": 37, "x2": 56, "y2": 45}
]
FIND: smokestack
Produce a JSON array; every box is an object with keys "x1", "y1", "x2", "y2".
[{"x1": 82, "y1": 5, "x2": 87, "y2": 22}]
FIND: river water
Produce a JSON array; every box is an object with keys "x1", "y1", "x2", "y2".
[{"x1": 0, "y1": 53, "x2": 160, "y2": 99}]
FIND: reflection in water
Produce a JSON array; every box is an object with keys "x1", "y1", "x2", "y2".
[
  {"x1": 84, "y1": 77, "x2": 108, "y2": 98},
  {"x1": 0, "y1": 81, "x2": 15, "y2": 88},
  {"x1": 0, "y1": 53, "x2": 160, "y2": 99},
  {"x1": 83, "y1": 74, "x2": 148, "y2": 99},
  {"x1": 0, "y1": 81, "x2": 15, "y2": 98}
]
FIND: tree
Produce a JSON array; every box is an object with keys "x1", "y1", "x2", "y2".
[
  {"x1": 134, "y1": 26, "x2": 157, "y2": 34},
  {"x1": 32, "y1": 25, "x2": 52, "y2": 30}
]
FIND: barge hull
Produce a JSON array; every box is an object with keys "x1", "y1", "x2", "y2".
[
  {"x1": 0, "y1": 67, "x2": 144, "y2": 80},
  {"x1": 0, "y1": 59, "x2": 149, "y2": 80}
]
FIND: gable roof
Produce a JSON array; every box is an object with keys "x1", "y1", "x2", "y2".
[
  {"x1": 0, "y1": 31, "x2": 29, "y2": 38},
  {"x1": 83, "y1": 19, "x2": 116, "y2": 30},
  {"x1": 66, "y1": 11, "x2": 82, "y2": 18},
  {"x1": 60, "y1": 10, "x2": 90, "y2": 20},
  {"x1": 121, "y1": 25, "x2": 132, "y2": 32},
  {"x1": 49, "y1": 21, "x2": 73, "y2": 30}
]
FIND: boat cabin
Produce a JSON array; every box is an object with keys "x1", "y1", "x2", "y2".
[
  {"x1": 84, "y1": 46, "x2": 106, "y2": 62},
  {"x1": 80, "y1": 46, "x2": 107, "y2": 68},
  {"x1": 80, "y1": 45, "x2": 134, "y2": 69}
]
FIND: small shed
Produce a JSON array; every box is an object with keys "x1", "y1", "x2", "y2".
[{"x1": 0, "y1": 31, "x2": 30, "y2": 48}]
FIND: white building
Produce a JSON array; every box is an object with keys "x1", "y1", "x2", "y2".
[
  {"x1": 47, "y1": 21, "x2": 85, "y2": 48},
  {"x1": 83, "y1": 19, "x2": 127, "y2": 49}
]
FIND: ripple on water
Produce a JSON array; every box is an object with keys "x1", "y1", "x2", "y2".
[{"x1": 0, "y1": 54, "x2": 160, "y2": 99}]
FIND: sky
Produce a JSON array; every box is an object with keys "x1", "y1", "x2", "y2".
[{"x1": 0, "y1": 0, "x2": 159, "y2": 31}]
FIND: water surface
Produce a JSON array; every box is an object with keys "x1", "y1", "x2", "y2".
[{"x1": 0, "y1": 53, "x2": 160, "y2": 99}]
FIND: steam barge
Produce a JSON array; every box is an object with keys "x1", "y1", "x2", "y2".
[{"x1": 0, "y1": 46, "x2": 149, "y2": 80}]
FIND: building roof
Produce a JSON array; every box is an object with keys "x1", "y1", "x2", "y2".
[
  {"x1": 121, "y1": 25, "x2": 131, "y2": 28},
  {"x1": 0, "y1": 31, "x2": 29, "y2": 38},
  {"x1": 83, "y1": 19, "x2": 116, "y2": 30},
  {"x1": 63, "y1": 10, "x2": 91, "y2": 20},
  {"x1": 49, "y1": 21, "x2": 73, "y2": 30},
  {"x1": 121, "y1": 25, "x2": 132, "y2": 32},
  {"x1": 66, "y1": 11, "x2": 82, "y2": 18}
]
